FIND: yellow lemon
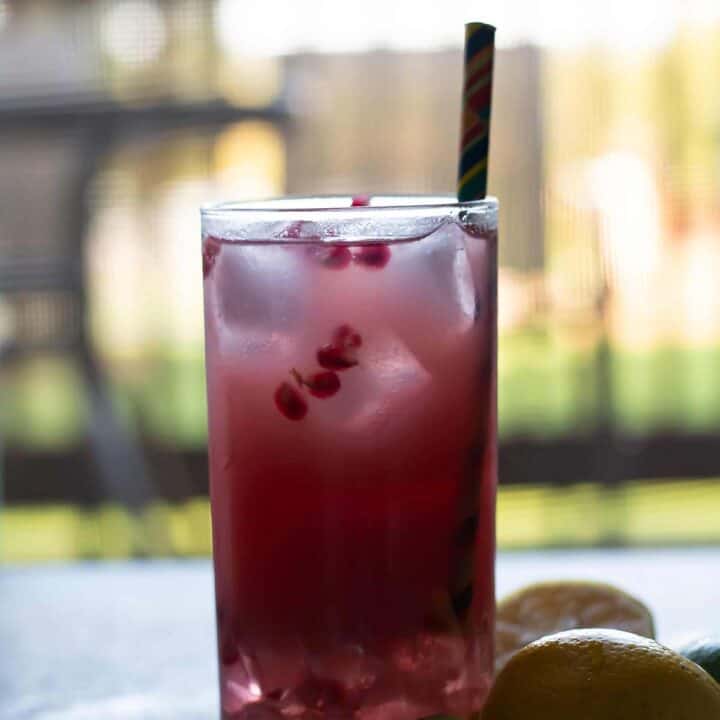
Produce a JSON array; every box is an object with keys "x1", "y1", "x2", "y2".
[
  {"x1": 483, "y1": 628, "x2": 720, "y2": 720},
  {"x1": 496, "y1": 581, "x2": 654, "y2": 670}
]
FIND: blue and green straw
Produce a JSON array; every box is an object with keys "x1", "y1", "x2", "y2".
[{"x1": 457, "y1": 23, "x2": 496, "y2": 202}]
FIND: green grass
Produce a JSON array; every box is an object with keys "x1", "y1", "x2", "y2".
[
  {"x1": 611, "y1": 346, "x2": 720, "y2": 432},
  {"x1": 496, "y1": 478, "x2": 720, "y2": 548},
  {"x1": 3, "y1": 330, "x2": 720, "y2": 562},
  {"x1": 5, "y1": 334, "x2": 720, "y2": 449},
  {"x1": 0, "y1": 357, "x2": 88, "y2": 447},
  {"x1": 0, "y1": 499, "x2": 213, "y2": 563},
  {"x1": 2, "y1": 480, "x2": 719, "y2": 563},
  {"x1": 499, "y1": 332, "x2": 720, "y2": 438},
  {"x1": 498, "y1": 327, "x2": 602, "y2": 437}
]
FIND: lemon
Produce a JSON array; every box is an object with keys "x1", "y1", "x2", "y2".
[
  {"x1": 680, "y1": 636, "x2": 720, "y2": 684},
  {"x1": 496, "y1": 580, "x2": 654, "y2": 670},
  {"x1": 482, "y1": 628, "x2": 720, "y2": 720}
]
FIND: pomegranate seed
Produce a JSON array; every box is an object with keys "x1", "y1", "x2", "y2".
[
  {"x1": 303, "y1": 371, "x2": 341, "y2": 399},
  {"x1": 351, "y1": 194, "x2": 370, "y2": 207},
  {"x1": 334, "y1": 324, "x2": 362, "y2": 349},
  {"x1": 353, "y1": 244, "x2": 391, "y2": 269},
  {"x1": 202, "y1": 236, "x2": 221, "y2": 277},
  {"x1": 317, "y1": 324, "x2": 363, "y2": 370},
  {"x1": 317, "y1": 344, "x2": 358, "y2": 370},
  {"x1": 274, "y1": 382, "x2": 308, "y2": 420},
  {"x1": 312, "y1": 245, "x2": 352, "y2": 270}
]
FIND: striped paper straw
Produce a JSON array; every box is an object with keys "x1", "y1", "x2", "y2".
[{"x1": 457, "y1": 22, "x2": 496, "y2": 202}]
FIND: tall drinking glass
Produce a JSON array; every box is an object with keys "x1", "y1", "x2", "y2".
[{"x1": 201, "y1": 196, "x2": 497, "y2": 720}]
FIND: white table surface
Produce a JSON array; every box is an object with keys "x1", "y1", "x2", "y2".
[{"x1": 1, "y1": 549, "x2": 718, "y2": 719}]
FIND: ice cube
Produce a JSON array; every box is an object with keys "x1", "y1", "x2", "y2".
[
  {"x1": 215, "y1": 325, "x2": 300, "y2": 367},
  {"x1": 408, "y1": 222, "x2": 478, "y2": 330},
  {"x1": 389, "y1": 632, "x2": 465, "y2": 706},
  {"x1": 374, "y1": 224, "x2": 483, "y2": 370},
  {"x1": 207, "y1": 243, "x2": 309, "y2": 364},
  {"x1": 212, "y1": 244, "x2": 305, "y2": 332},
  {"x1": 222, "y1": 665, "x2": 262, "y2": 715},
  {"x1": 250, "y1": 642, "x2": 306, "y2": 701},
  {"x1": 308, "y1": 644, "x2": 380, "y2": 701},
  {"x1": 356, "y1": 697, "x2": 435, "y2": 720},
  {"x1": 452, "y1": 240, "x2": 478, "y2": 321},
  {"x1": 309, "y1": 331, "x2": 432, "y2": 438},
  {"x1": 391, "y1": 632, "x2": 465, "y2": 677}
]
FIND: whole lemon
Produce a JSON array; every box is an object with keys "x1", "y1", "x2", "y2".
[
  {"x1": 496, "y1": 581, "x2": 654, "y2": 670},
  {"x1": 483, "y1": 628, "x2": 720, "y2": 720}
]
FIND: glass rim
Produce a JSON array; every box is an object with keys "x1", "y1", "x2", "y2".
[{"x1": 200, "y1": 194, "x2": 498, "y2": 217}]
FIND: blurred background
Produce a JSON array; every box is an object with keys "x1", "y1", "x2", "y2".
[{"x1": 1, "y1": 0, "x2": 719, "y2": 562}]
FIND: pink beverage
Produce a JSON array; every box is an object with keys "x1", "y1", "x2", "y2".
[{"x1": 201, "y1": 196, "x2": 497, "y2": 720}]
